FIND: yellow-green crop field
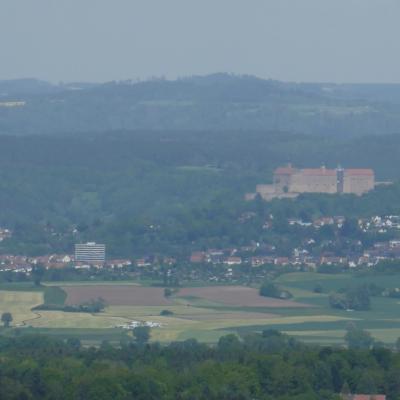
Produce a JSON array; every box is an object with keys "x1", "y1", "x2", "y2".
[{"x1": 0, "y1": 291, "x2": 43, "y2": 326}]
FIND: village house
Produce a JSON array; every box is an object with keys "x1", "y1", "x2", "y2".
[
  {"x1": 224, "y1": 256, "x2": 242, "y2": 266},
  {"x1": 0, "y1": 255, "x2": 30, "y2": 271},
  {"x1": 73, "y1": 263, "x2": 91, "y2": 270},
  {"x1": 106, "y1": 259, "x2": 132, "y2": 268},
  {"x1": 135, "y1": 256, "x2": 154, "y2": 267},
  {"x1": 206, "y1": 249, "x2": 225, "y2": 263},
  {"x1": 274, "y1": 257, "x2": 290, "y2": 266},
  {"x1": 320, "y1": 256, "x2": 348, "y2": 265},
  {"x1": 30, "y1": 254, "x2": 74, "y2": 269},
  {"x1": 313, "y1": 217, "x2": 335, "y2": 228},
  {"x1": 190, "y1": 251, "x2": 206, "y2": 263},
  {"x1": 251, "y1": 256, "x2": 275, "y2": 267},
  {"x1": 288, "y1": 218, "x2": 312, "y2": 227}
]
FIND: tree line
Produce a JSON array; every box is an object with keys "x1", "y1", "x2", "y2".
[{"x1": 0, "y1": 328, "x2": 398, "y2": 399}]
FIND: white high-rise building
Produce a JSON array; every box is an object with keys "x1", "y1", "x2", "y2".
[{"x1": 75, "y1": 242, "x2": 106, "y2": 263}]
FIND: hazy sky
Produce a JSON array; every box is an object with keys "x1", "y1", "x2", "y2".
[{"x1": 1, "y1": 0, "x2": 400, "y2": 83}]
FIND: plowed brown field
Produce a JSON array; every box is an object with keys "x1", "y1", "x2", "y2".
[{"x1": 63, "y1": 285, "x2": 172, "y2": 306}]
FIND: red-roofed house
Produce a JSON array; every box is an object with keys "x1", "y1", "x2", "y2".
[
  {"x1": 342, "y1": 395, "x2": 386, "y2": 400},
  {"x1": 224, "y1": 256, "x2": 242, "y2": 265},
  {"x1": 190, "y1": 252, "x2": 206, "y2": 264}
]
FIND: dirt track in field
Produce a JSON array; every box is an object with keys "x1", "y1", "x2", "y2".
[
  {"x1": 63, "y1": 285, "x2": 172, "y2": 306},
  {"x1": 178, "y1": 286, "x2": 311, "y2": 308}
]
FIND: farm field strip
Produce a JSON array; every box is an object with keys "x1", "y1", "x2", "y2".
[
  {"x1": 45, "y1": 281, "x2": 140, "y2": 287},
  {"x1": 285, "y1": 329, "x2": 346, "y2": 337},
  {"x1": 239, "y1": 314, "x2": 355, "y2": 325},
  {"x1": 176, "y1": 329, "x2": 233, "y2": 343},
  {"x1": 105, "y1": 305, "x2": 276, "y2": 320},
  {"x1": 275, "y1": 272, "x2": 349, "y2": 284},
  {"x1": 0, "y1": 290, "x2": 43, "y2": 326},
  {"x1": 63, "y1": 285, "x2": 172, "y2": 306},
  {"x1": 105, "y1": 305, "x2": 221, "y2": 317},
  {"x1": 29, "y1": 311, "x2": 130, "y2": 329},
  {"x1": 177, "y1": 286, "x2": 312, "y2": 308}
]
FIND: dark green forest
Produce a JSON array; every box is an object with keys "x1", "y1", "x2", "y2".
[
  {"x1": 3, "y1": 74, "x2": 400, "y2": 135},
  {"x1": 1, "y1": 129, "x2": 400, "y2": 256},
  {"x1": 0, "y1": 331, "x2": 397, "y2": 399}
]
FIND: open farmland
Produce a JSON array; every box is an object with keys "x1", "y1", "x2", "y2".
[
  {"x1": 63, "y1": 285, "x2": 173, "y2": 306},
  {"x1": 177, "y1": 286, "x2": 311, "y2": 308},
  {"x1": 232, "y1": 272, "x2": 400, "y2": 345},
  {"x1": 5, "y1": 274, "x2": 400, "y2": 345}
]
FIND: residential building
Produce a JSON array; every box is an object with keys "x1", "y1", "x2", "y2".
[
  {"x1": 75, "y1": 242, "x2": 105, "y2": 263},
  {"x1": 190, "y1": 252, "x2": 206, "y2": 263},
  {"x1": 224, "y1": 256, "x2": 242, "y2": 265}
]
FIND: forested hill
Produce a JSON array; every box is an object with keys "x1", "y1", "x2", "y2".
[
  {"x1": 1, "y1": 130, "x2": 400, "y2": 256},
  {"x1": 2, "y1": 74, "x2": 400, "y2": 135}
]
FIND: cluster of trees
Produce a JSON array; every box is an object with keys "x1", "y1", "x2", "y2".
[
  {"x1": 344, "y1": 324, "x2": 376, "y2": 350},
  {"x1": 0, "y1": 329, "x2": 398, "y2": 399},
  {"x1": 34, "y1": 297, "x2": 106, "y2": 314},
  {"x1": 329, "y1": 285, "x2": 371, "y2": 311},
  {"x1": 328, "y1": 282, "x2": 400, "y2": 311},
  {"x1": 1, "y1": 312, "x2": 12, "y2": 327},
  {"x1": 132, "y1": 326, "x2": 151, "y2": 344},
  {"x1": 259, "y1": 281, "x2": 293, "y2": 299}
]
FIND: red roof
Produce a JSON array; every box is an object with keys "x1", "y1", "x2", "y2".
[
  {"x1": 301, "y1": 168, "x2": 336, "y2": 176},
  {"x1": 274, "y1": 166, "x2": 374, "y2": 177},
  {"x1": 190, "y1": 252, "x2": 205, "y2": 263},
  {"x1": 345, "y1": 169, "x2": 374, "y2": 176},
  {"x1": 275, "y1": 167, "x2": 297, "y2": 175}
]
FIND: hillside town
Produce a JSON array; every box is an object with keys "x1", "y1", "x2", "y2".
[{"x1": 1, "y1": 213, "x2": 400, "y2": 280}]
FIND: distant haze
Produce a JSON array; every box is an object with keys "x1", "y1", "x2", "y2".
[{"x1": 1, "y1": 0, "x2": 400, "y2": 83}]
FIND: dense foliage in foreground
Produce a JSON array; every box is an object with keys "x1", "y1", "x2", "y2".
[{"x1": 0, "y1": 331, "x2": 399, "y2": 400}]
